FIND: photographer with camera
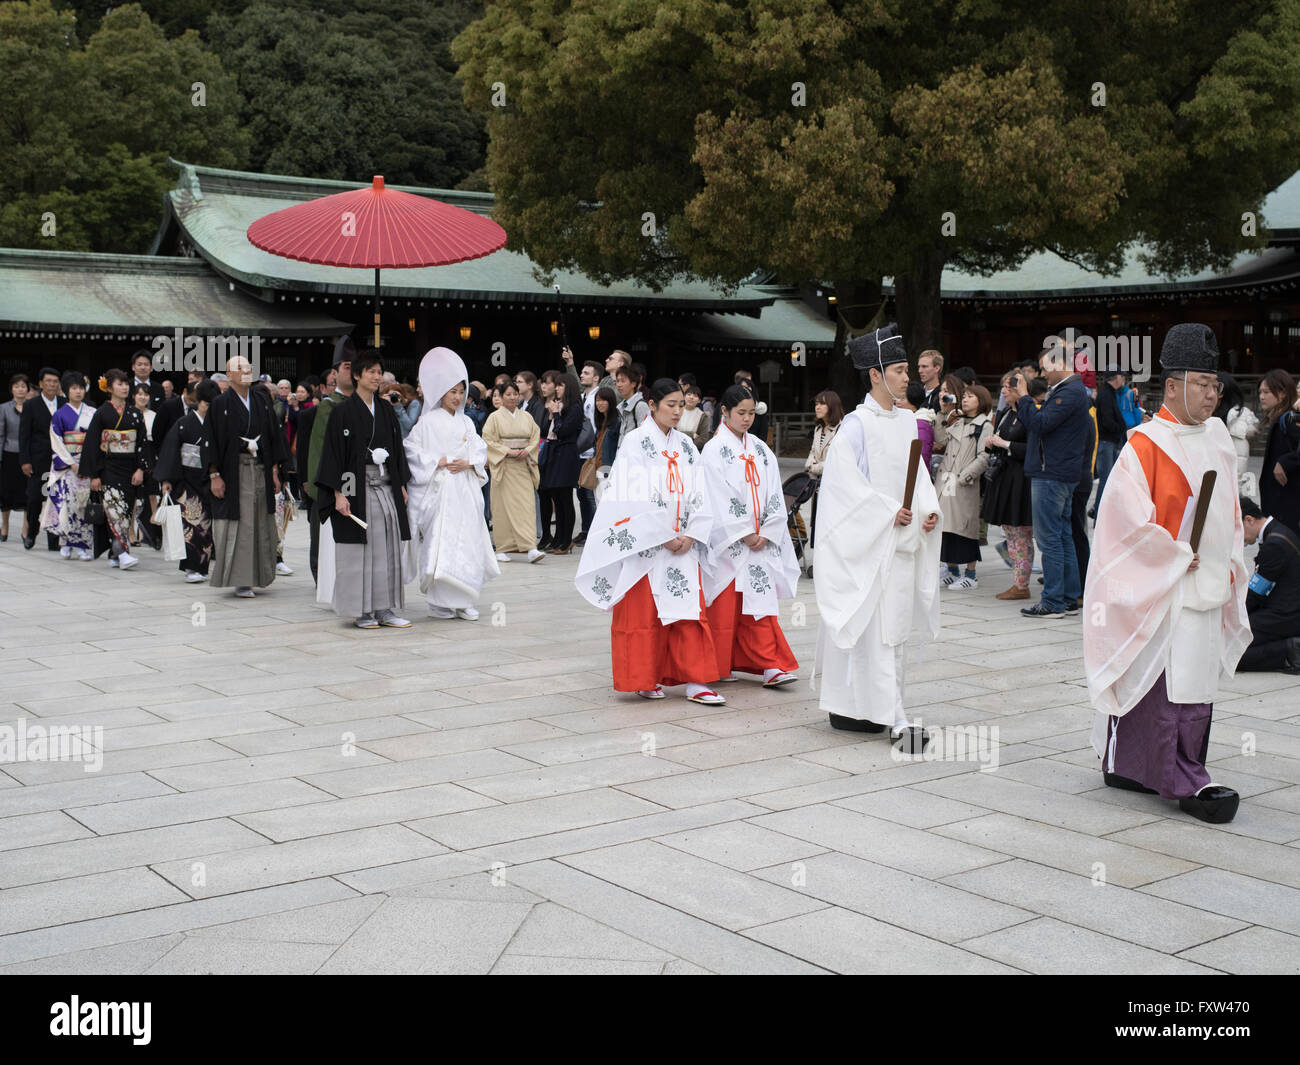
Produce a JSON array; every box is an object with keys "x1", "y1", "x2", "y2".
[{"x1": 983, "y1": 372, "x2": 1035, "y2": 600}]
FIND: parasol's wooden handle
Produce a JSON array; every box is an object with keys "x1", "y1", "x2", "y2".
[
  {"x1": 1189, "y1": 470, "x2": 1216, "y2": 553},
  {"x1": 903, "y1": 438, "x2": 923, "y2": 511}
]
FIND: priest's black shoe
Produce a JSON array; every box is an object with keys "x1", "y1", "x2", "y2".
[
  {"x1": 892, "y1": 726, "x2": 930, "y2": 754},
  {"x1": 1103, "y1": 771, "x2": 1157, "y2": 794},
  {"x1": 828, "y1": 713, "x2": 886, "y2": 733},
  {"x1": 1178, "y1": 785, "x2": 1240, "y2": 824},
  {"x1": 22, "y1": 534, "x2": 35, "y2": 549},
  {"x1": 1283, "y1": 637, "x2": 1300, "y2": 674}
]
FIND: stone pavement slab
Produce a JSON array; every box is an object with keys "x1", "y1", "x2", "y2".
[{"x1": 1, "y1": 519, "x2": 1297, "y2": 973}]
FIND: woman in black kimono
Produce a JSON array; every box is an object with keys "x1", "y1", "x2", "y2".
[
  {"x1": 156, "y1": 379, "x2": 220, "y2": 583},
  {"x1": 79, "y1": 368, "x2": 145, "y2": 570}
]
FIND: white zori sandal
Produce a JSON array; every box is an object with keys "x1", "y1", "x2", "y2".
[
  {"x1": 685, "y1": 686, "x2": 726, "y2": 705},
  {"x1": 636, "y1": 686, "x2": 666, "y2": 700},
  {"x1": 763, "y1": 670, "x2": 798, "y2": 688}
]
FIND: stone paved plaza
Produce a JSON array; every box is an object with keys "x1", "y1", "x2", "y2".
[{"x1": 1, "y1": 508, "x2": 1298, "y2": 975}]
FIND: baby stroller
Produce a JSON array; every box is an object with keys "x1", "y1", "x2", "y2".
[{"x1": 782, "y1": 471, "x2": 818, "y2": 576}]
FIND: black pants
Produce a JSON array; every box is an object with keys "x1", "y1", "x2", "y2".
[
  {"x1": 1238, "y1": 609, "x2": 1299, "y2": 671},
  {"x1": 539, "y1": 489, "x2": 556, "y2": 544},
  {"x1": 308, "y1": 494, "x2": 320, "y2": 583},
  {"x1": 542, "y1": 486, "x2": 575, "y2": 547},
  {"x1": 577, "y1": 486, "x2": 596, "y2": 534},
  {"x1": 1071, "y1": 479, "x2": 1091, "y2": 592},
  {"x1": 26, "y1": 465, "x2": 58, "y2": 549}
]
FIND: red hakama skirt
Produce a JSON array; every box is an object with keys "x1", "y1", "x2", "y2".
[
  {"x1": 705, "y1": 580, "x2": 798, "y2": 679},
  {"x1": 611, "y1": 575, "x2": 720, "y2": 691}
]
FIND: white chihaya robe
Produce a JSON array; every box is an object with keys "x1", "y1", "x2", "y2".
[
  {"x1": 813, "y1": 396, "x2": 943, "y2": 727},
  {"x1": 1084, "y1": 408, "x2": 1250, "y2": 756},
  {"x1": 574, "y1": 420, "x2": 713, "y2": 623},
  {"x1": 700, "y1": 424, "x2": 800, "y2": 618},
  {"x1": 404, "y1": 406, "x2": 499, "y2": 609}
]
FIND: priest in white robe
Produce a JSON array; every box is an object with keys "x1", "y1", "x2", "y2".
[
  {"x1": 403, "y1": 347, "x2": 499, "y2": 621},
  {"x1": 814, "y1": 324, "x2": 943, "y2": 752},
  {"x1": 1084, "y1": 323, "x2": 1250, "y2": 823}
]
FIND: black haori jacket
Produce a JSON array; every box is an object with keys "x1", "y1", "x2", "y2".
[
  {"x1": 208, "y1": 387, "x2": 286, "y2": 521},
  {"x1": 314, "y1": 392, "x2": 411, "y2": 545}
]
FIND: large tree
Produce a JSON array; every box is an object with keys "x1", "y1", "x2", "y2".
[
  {"x1": 453, "y1": 0, "x2": 1300, "y2": 388},
  {"x1": 0, "y1": 0, "x2": 249, "y2": 252},
  {"x1": 207, "y1": 0, "x2": 486, "y2": 189}
]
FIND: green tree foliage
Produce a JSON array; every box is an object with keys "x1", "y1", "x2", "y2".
[
  {"x1": 0, "y1": 0, "x2": 250, "y2": 252},
  {"x1": 453, "y1": 0, "x2": 1300, "y2": 354},
  {"x1": 208, "y1": 0, "x2": 486, "y2": 189}
]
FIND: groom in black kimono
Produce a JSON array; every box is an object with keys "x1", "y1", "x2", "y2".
[{"x1": 316, "y1": 350, "x2": 412, "y2": 629}]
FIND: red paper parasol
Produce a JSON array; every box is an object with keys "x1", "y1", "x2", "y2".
[{"x1": 247, "y1": 175, "x2": 507, "y2": 348}]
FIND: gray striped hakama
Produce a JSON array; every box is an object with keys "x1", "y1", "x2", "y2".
[
  {"x1": 211, "y1": 453, "x2": 277, "y2": 589},
  {"x1": 332, "y1": 463, "x2": 404, "y2": 617}
]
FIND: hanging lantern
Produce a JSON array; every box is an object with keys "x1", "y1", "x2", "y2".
[
  {"x1": 550, "y1": 321, "x2": 559, "y2": 336},
  {"x1": 459, "y1": 326, "x2": 472, "y2": 340},
  {"x1": 588, "y1": 325, "x2": 600, "y2": 340}
]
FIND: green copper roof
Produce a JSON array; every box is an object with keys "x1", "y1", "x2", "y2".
[
  {"x1": 0, "y1": 249, "x2": 347, "y2": 335},
  {"x1": 687, "y1": 290, "x2": 836, "y2": 350},
  {"x1": 931, "y1": 244, "x2": 1300, "y2": 302},
  {"x1": 908, "y1": 170, "x2": 1300, "y2": 302},
  {"x1": 165, "y1": 161, "x2": 777, "y2": 313}
]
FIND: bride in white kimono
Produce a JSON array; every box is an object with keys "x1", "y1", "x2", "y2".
[
  {"x1": 701, "y1": 384, "x2": 801, "y2": 687},
  {"x1": 575, "y1": 378, "x2": 725, "y2": 704},
  {"x1": 404, "y1": 347, "x2": 499, "y2": 620}
]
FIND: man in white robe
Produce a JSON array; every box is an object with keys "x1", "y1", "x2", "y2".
[
  {"x1": 1084, "y1": 323, "x2": 1250, "y2": 823},
  {"x1": 814, "y1": 324, "x2": 942, "y2": 752}
]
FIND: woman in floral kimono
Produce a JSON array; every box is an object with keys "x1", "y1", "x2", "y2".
[
  {"x1": 41, "y1": 371, "x2": 96, "y2": 560},
  {"x1": 575, "y1": 378, "x2": 725, "y2": 704},
  {"x1": 701, "y1": 385, "x2": 800, "y2": 687},
  {"x1": 404, "y1": 347, "x2": 499, "y2": 621}
]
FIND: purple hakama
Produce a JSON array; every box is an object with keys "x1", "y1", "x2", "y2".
[{"x1": 1104, "y1": 672, "x2": 1212, "y2": 800}]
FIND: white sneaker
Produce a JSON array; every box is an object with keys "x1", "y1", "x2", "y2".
[
  {"x1": 495, "y1": 552, "x2": 511, "y2": 562},
  {"x1": 76, "y1": 549, "x2": 92, "y2": 561},
  {"x1": 117, "y1": 552, "x2": 140, "y2": 570},
  {"x1": 526, "y1": 548, "x2": 545, "y2": 563},
  {"x1": 185, "y1": 571, "x2": 206, "y2": 583},
  {"x1": 275, "y1": 561, "x2": 294, "y2": 575},
  {"x1": 455, "y1": 607, "x2": 480, "y2": 621},
  {"x1": 950, "y1": 575, "x2": 978, "y2": 590},
  {"x1": 234, "y1": 586, "x2": 255, "y2": 598},
  {"x1": 940, "y1": 570, "x2": 958, "y2": 586},
  {"x1": 107, "y1": 557, "x2": 119, "y2": 568},
  {"x1": 60, "y1": 546, "x2": 72, "y2": 559},
  {"x1": 375, "y1": 608, "x2": 412, "y2": 628},
  {"x1": 429, "y1": 606, "x2": 456, "y2": 619}
]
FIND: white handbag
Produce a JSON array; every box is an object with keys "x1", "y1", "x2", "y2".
[{"x1": 153, "y1": 493, "x2": 187, "y2": 562}]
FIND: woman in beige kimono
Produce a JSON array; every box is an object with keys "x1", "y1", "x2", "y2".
[
  {"x1": 483, "y1": 380, "x2": 545, "y2": 563},
  {"x1": 933, "y1": 383, "x2": 994, "y2": 589}
]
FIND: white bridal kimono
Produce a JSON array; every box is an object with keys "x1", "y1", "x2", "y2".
[
  {"x1": 813, "y1": 395, "x2": 943, "y2": 728},
  {"x1": 403, "y1": 348, "x2": 499, "y2": 610},
  {"x1": 700, "y1": 424, "x2": 800, "y2": 617},
  {"x1": 575, "y1": 419, "x2": 713, "y2": 621}
]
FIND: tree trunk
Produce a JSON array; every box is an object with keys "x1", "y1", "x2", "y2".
[
  {"x1": 829, "y1": 277, "x2": 883, "y2": 405},
  {"x1": 893, "y1": 248, "x2": 946, "y2": 361}
]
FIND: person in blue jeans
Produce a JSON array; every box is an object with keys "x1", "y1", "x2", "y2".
[{"x1": 1011, "y1": 341, "x2": 1092, "y2": 618}]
